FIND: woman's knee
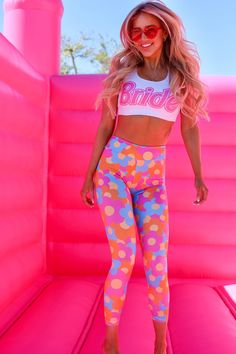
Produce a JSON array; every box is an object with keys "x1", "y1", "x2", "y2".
[{"x1": 110, "y1": 243, "x2": 137, "y2": 277}]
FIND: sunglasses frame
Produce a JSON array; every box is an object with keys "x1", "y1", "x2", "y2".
[{"x1": 130, "y1": 25, "x2": 162, "y2": 42}]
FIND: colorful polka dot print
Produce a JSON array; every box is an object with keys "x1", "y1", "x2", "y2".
[{"x1": 93, "y1": 135, "x2": 170, "y2": 326}]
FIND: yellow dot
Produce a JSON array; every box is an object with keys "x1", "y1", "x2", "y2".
[
  {"x1": 118, "y1": 152, "x2": 125, "y2": 159},
  {"x1": 158, "y1": 311, "x2": 164, "y2": 317},
  {"x1": 128, "y1": 210, "x2": 133, "y2": 218},
  {"x1": 148, "y1": 237, "x2": 156, "y2": 245},
  {"x1": 154, "y1": 169, "x2": 160, "y2": 174},
  {"x1": 152, "y1": 203, "x2": 160, "y2": 210},
  {"x1": 160, "y1": 243, "x2": 165, "y2": 250},
  {"x1": 118, "y1": 240, "x2": 125, "y2": 245},
  {"x1": 98, "y1": 179, "x2": 104, "y2": 185},
  {"x1": 149, "y1": 274, "x2": 155, "y2": 281},
  {"x1": 143, "y1": 151, "x2": 153, "y2": 160},
  {"x1": 104, "y1": 192, "x2": 111, "y2": 197},
  {"x1": 143, "y1": 191, "x2": 151, "y2": 197},
  {"x1": 150, "y1": 224, "x2": 158, "y2": 231},
  {"x1": 118, "y1": 250, "x2": 126, "y2": 258},
  {"x1": 156, "y1": 263, "x2": 164, "y2": 271},
  {"x1": 109, "y1": 182, "x2": 118, "y2": 190},
  {"x1": 128, "y1": 159, "x2": 135, "y2": 166},
  {"x1": 111, "y1": 279, "x2": 122, "y2": 289},
  {"x1": 148, "y1": 293, "x2": 155, "y2": 301},
  {"x1": 114, "y1": 141, "x2": 120, "y2": 147},
  {"x1": 157, "y1": 287, "x2": 163, "y2": 293},
  {"x1": 108, "y1": 227, "x2": 113, "y2": 234},
  {"x1": 152, "y1": 180, "x2": 159, "y2": 185},
  {"x1": 110, "y1": 317, "x2": 118, "y2": 324},
  {"x1": 160, "y1": 215, "x2": 165, "y2": 221},
  {"x1": 105, "y1": 206, "x2": 115, "y2": 216},
  {"x1": 120, "y1": 221, "x2": 130, "y2": 229},
  {"x1": 137, "y1": 160, "x2": 144, "y2": 166},
  {"x1": 149, "y1": 160, "x2": 155, "y2": 167},
  {"x1": 144, "y1": 215, "x2": 151, "y2": 223},
  {"x1": 121, "y1": 267, "x2": 129, "y2": 273}
]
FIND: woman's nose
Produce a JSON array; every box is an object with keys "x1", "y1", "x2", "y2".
[{"x1": 141, "y1": 32, "x2": 148, "y2": 40}]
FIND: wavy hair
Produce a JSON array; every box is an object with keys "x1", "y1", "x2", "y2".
[{"x1": 94, "y1": 0, "x2": 210, "y2": 125}]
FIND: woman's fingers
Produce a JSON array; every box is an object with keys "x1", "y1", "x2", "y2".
[
  {"x1": 80, "y1": 183, "x2": 95, "y2": 208},
  {"x1": 193, "y1": 179, "x2": 208, "y2": 204}
]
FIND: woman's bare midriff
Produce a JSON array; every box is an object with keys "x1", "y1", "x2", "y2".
[{"x1": 113, "y1": 115, "x2": 174, "y2": 146}]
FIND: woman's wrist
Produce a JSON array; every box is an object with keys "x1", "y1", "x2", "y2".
[{"x1": 86, "y1": 171, "x2": 95, "y2": 179}]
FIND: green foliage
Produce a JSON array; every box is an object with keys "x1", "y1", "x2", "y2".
[{"x1": 60, "y1": 31, "x2": 122, "y2": 75}]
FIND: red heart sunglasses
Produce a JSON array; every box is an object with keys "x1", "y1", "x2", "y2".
[{"x1": 130, "y1": 25, "x2": 162, "y2": 42}]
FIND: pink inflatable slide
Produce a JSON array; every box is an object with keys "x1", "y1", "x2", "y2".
[{"x1": 0, "y1": 1, "x2": 236, "y2": 353}]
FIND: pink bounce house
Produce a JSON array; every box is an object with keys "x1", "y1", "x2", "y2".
[{"x1": 0, "y1": 1, "x2": 236, "y2": 353}]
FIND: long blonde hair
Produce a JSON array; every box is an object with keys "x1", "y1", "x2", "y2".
[{"x1": 94, "y1": 0, "x2": 210, "y2": 125}]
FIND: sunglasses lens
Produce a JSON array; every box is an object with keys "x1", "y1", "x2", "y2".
[
  {"x1": 145, "y1": 27, "x2": 158, "y2": 39},
  {"x1": 130, "y1": 30, "x2": 142, "y2": 41},
  {"x1": 130, "y1": 26, "x2": 159, "y2": 42}
]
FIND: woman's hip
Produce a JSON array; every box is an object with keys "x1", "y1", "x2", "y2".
[{"x1": 96, "y1": 134, "x2": 166, "y2": 180}]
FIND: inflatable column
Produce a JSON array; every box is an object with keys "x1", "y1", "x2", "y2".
[{"x1": 3, "y1": 0, "x2": 64, "y2": 76}]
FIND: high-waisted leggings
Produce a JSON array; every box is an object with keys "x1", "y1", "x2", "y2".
[{"x1": 93, "y1": 134, "x2": 170, "y2": 326}]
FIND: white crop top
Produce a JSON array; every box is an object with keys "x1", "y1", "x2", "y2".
[{"x1": 117, "y1": 68, "x2": 181, "y2": 122}]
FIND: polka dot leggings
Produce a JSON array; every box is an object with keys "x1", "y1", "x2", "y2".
[{"x1": 93, "y1": 134, "x2": 170, "y2": 326}]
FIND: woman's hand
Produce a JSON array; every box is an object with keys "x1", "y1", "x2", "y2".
[
  {"x1": 193, "y1": 177, "x2": 208, "y2": 205},
  {"x1": 80, "y1": 175, "x2": 96, "y2": 208}
]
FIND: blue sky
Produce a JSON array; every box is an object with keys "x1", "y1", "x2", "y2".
[{"x1": 0, "y1": 0, "x2": 235, "y2": 75}]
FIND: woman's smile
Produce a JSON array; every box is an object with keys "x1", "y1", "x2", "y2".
[{"x1": 140, "y1": 42, "x2": 153, "y2": 49}]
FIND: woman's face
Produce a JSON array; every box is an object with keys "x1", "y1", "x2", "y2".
[{"x1": 129, "y1": 12, "x2": 167, "y2": 59}]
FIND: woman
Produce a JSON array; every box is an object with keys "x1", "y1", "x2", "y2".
[{"x1": 81, "y1": 1, "x2": 209, "y2": 353}]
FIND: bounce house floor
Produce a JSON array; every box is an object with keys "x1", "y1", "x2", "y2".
[{"x1": 0, "y1": 274, "x2": 235, "y2": 354}]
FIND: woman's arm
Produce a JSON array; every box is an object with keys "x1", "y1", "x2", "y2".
[
  {"x1": 180, "y1": 116, "x2": 202, "y2": 179},
  {"x1": 81, "y1": 97, "x2": 117, "y2": 208},
  {"x1": 85, "y1": 124, "x2": 114, "y2": 180},
  {"x1": 85, "y1": 97, "x2": 117, "y2": 179},
  {"x1": 180, "y1": 112, "x2": 208, "y2": 204}
]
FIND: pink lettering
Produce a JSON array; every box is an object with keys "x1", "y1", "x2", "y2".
[
  {"x1": 139, "y1": 87, "x2": 155, "y2": 105},
  {"x1": 120, "y1": 81, "x2": 136, "y2": 105},
  {"x1": 131, "y1": 89, "x2": 145, "y2": 105},
  {"x1": 149, "y1": 89, "x2": 169, "y2": 108},
  {"x1": 119, "y1": 80, "x2": 179, "y2": 113},
  {"x1": 165, "y1": 95, "x2": 179, "y2": 112}
]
